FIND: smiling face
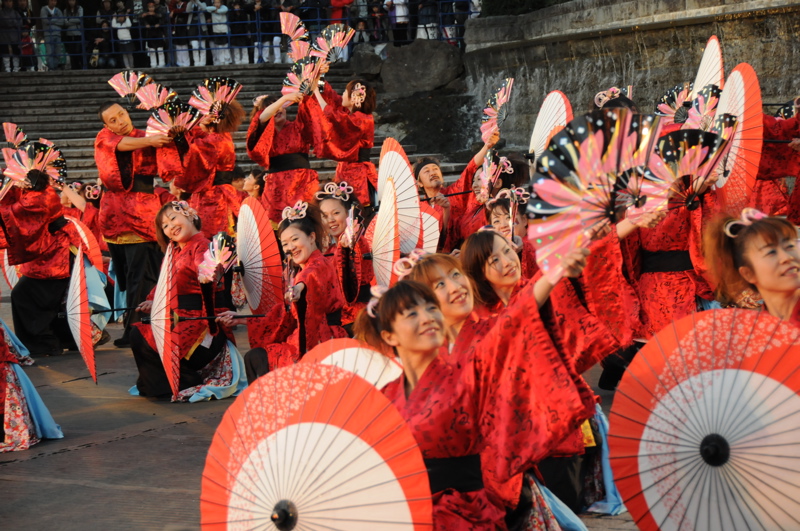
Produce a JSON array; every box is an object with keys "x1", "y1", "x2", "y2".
[
  {"x1": 319, "y1": 198, "x2": 348, "y2": 238},
  {"x1": 280, "y1": 225, "x2": 317, "y2": 266},
  {"x1": 159, "y1": 208, "x2": 198, "y2": 246},
  {"x1": 484, "y1": 233, "x2": 521, "y2": 292},
  {"x1": 101, "y1": 104, "x2": 134, "y2": 136},
  {"x1": 489, "y1": 208, "x2": 512, "y2": 239},
  {"x1": 740, "y1": 234, "x2": 800, "y2": 297},
  {"x1": 427, "y1": 265, "x2": 473, "y2": 326},
  {"x1": 417, "y1": 163, "x2": 443, "y2": 193},
  {"x1": 381, "y1": 297, "x2": 445, "y2": 356}
]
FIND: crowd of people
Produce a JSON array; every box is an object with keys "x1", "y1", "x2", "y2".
[
  {"x1": 1, "y1": 35, "x2": 800, "y2": 529},
  {"x1": 0, "y1": 0, "x2": 479, "y2": 72}
]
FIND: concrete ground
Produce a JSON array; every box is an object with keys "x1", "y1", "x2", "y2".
[{"x1": 0, "y1": 306, "x2": 637, "y2": 530}]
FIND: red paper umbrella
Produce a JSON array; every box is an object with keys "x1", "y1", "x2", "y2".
[
  {"x1": 65, "y1": 246, "x2": 97, "y2": 383},
  {"x1": 712, "y1": 63, "x2": 763, "y2": 215},
  {"x1": 310, "y1": 23, "x2": 356, "y2": 63},
  {"x1": 236, "y1": 197, "x2": 283, "y2": 313},
  {"x1": 301, "y1": 338, "x2": 403, "y2": 390},
  {"x1": 201, "y1": 363, "x2": 432, "y2": 530},
  {"x1": 372, "y1": 177, "x2": 401, "y2": 287},
  {"x1": 282, "y1": 57, "x2": 321, "y2": 97},
  {"x1": 136, "y1": 83, "x2": 180, "y2": 111},
  {"x1": 0, "y1": 249, "x2": 19, "y2": 289},
  {"x1": 378, "y1": 139, "x2": 420, "y2": 254},
  {"x1": 480, "y1": 78, "x2": 514, "y2": 143},
  {"x1": 528, "y1": 90, "x2": 573, "y2": 168},
  {"x1": 189, "y1": 77, "x2": 243, "y2": 122},
  {"x1": 64, "y1": 216, "x2": 103, "y2": 271},
  {"x1": 108, "y1": 70, "x2": 153, "y2": 107},
  {"x1": 280, "y1": 11, "x2": 309, "y2": 42},
  {"x1": 150, "y1": 243, "x2": 180, "y2": 398},
  {"x1": 417, "y1": 201, "x2": 440, "y2": 254},
  {"x1": 2, "y1": 122, "x2": 27, "y2": 148},
  {"x1": 608, "y1": 308, "x2": 800, "y2": 531},
  {"x1": 690, "y1": 35, "x2": 724, "y2": 100},
  {"x1": 146, "y1": 102, "x2": 202, "y2": 139}
]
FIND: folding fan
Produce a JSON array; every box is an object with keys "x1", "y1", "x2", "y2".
[
  {"x1": 108, "y1": 70, "x2": 153, "y2": 106},
  {"x1": 609, "y1": 308, "x2": 800, "y2": 531},
  {"x1": 654, "y1": 83, "x2": 692, "y2": 126},
  {"x1": 64, "y1": 216, "x2": 104, "y2": 272},
  {"x1": 2, "y1": 122, "x2": 26, "y2": 149},
  {"x1": 480, "y1": 78, "x2": 514, "y2": 143},
  {"x1": 0, "y1": 249, "x2": 19, "y2": 289},
  {"x1": 146, "y1": 102, "x2": 202, "y2": 139},
  {"x1": 418, "y1": 202, "x2": 440, "y2": 254},
  {"x1": 712, "y1": 63, "x2": 763, "y2": 215},
  {"x1": 3, "y1": 141, "x2": 67, "y2": 190},
  {"x1": 775, "y1": 100, "x2": 796, "y2": 119},
  {"x1": 310, "y1": 23, "x2": 356, "y2": 64},
  {"x1": 475, "y1": 150, "x2": 512, "y2": 204},
  {"x1": 377, "y1": 138, "x2": 420, "y2": 254},
  {"x1": 136, "y1": 83, "x2": 180, "y2": 111},
  {"x1": 280, "y1": 11, "x2": 309, "y2": 42},
  {"x1": 372, "y1": 177, "x2": 401, "y2": 287},
  {"x1": 150, "y1": 243, "x2": 180, "y2": 398},
  {"x1": 188, "y1": 77, "x2": 243, "y2": 121},
  {"x1": 236, "y1": 197, "x2": 283, "y2": 313},
  {"x1": 689, "y1": 35, "x2": 724, "y2": 99},
  {"x1": 200, "y1": 363, "x2": 433, "y2": 530},
  {"x1": 282, "y1": 57, "x2": 321, "y2": 97},
  {"x1": 65, "y1": 246, "x2": 97, "y2": 383},
  {"x1": 289, "y1": 39, "x2": 310, "y2": 63},
  {"x1": 614, "y1": 114, "x2": 665, "y2": 218},
  {"x1": 301, "y1": 338, "x2": 403, "y2": 390},
  {"x1": 528, "y1": 90, "x2": 573, "y2": 169},
  {"x1": 683, "y1": 84, "x2": 721, "y2": 131}
]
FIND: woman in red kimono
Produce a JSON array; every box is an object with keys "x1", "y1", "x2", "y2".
[
  {"x1": 313, "y1": 181, "x2": 373, "y2": 328},
  {"x1": 704, "y1": 209, "x2": 800, "y2": 325},
  {"x1": 59, "y1": 182, "x2": 109, "y2": 262},
  {"x1": 245, "y1": 92, "x2": 320, "y2": 224},
  {"x1": 353, "y1": 278, "x2": 596, "y2": 530},
  {"x1": 165, "y1": 100, "x2": 246, "y2": 238},
  {"x1": 1, "y1": 170, "x2": 79, "y2": 356},
  {"x1": 312, "y1": 75, "x2": 378, "y2": 206},
  {"x1": 227, "y1": 202, "x2": 347, "y2": 382},
  {"x1": 412, "y1": 131, "x2": 499, "y2": 252},
  {"x1": 131, "y1": 201, "x2": 239, "y2": 400},
  {"x1": 242, "y1": 168, "x2": 265, "y2": 200},
  {"x1": 484, "y1": 191, "x2": 538, "y2": 280},
  {"x1": 749, "y1": 104, "x2": 800, "y2": 217}
]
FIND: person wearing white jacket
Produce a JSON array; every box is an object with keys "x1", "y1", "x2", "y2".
[
  {"x1": 383, "y1": 0, "x2": 408, "y2": 46},
  {"x1": 206, "y1": 0, "x2": 230, "y2": 65}
]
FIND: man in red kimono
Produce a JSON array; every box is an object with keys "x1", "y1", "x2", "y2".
[{"x1": 95, "y1": 101, "x2": 170, "y2": 347}]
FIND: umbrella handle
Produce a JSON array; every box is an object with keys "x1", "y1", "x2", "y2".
[{"x1": 764, "y1": 139, "x2": 793, "y2": 144}]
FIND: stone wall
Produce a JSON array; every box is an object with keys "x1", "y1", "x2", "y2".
[{"x1": 463, "y1": 0, "x2": 800, "y2": 150}]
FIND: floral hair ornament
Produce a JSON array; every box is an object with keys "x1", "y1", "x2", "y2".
[
  {"x1": 84, "y1": 184, "x2": 101, "y2": 200},
  {"x1": 350, "y1": 83, "x2": 367, "y2": 109},
  {"x1": 171, "y1": 200, "x2": 199, "y2": 220},
  {"x1": 487, "y1": 187, "x2": 530, "y2": 208},
  {"x1": 723, "y1": 208, "x2": 769, "y2": 238},
  {"x1": 281, "y1": 200, "x2": 308, "y2": 221},
  {"x1": 594, "y1": 87, "x2": 622, "y2": 109},
  {"x1": 68, "y1": 181, "x2": 83, "y2": 193},
  {"x1": 366, "y1": 285, "x2": 389, "y2": 318},
  {"x1": 393, "y1": 249, "x2": 428, "y2": 280},
  {"x1": 315, "y1": 181, "x2": 353, "y2": 202}
]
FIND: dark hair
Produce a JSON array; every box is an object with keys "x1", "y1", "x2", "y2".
[
  {"x1": 414, "y1": 156, "x2": 440, "y2": 182},
  {"x1": 277, "y1": 203, "x2": 326, "y2": 252},
  {"x1": 499, "y1": 152, "x2": 529, "y2": 190},
  {"x1": 346, "y1": 79, "x2": 376, "y2": 115},
  {"x1": 247, "y1": 168, "x2": 265, "y2": 197},
  {"x1": 232, "y1": 165, "x2": 245, "y2": 181},
  {"x1": 703, "y1": 214, "x2": 798, "y2": 305},
  {"x1": 353, "y1": 280, "x2": 440, "y2": 351},
  {"x1": 461, "y1": 230, "x2": 511, "y2": 308},
  {"x1": 312, "y1": 184, "x2": 364, "y2": 216},
  {"x1": 484, "y1": 197, "x2": 511, "y2": 223},
  {"x1": 28, "y1": 169, "x2": 49, "y2": 191},
  {"x1": 598, "y1": 95, "x2": 638, "y2": 113},
  {"x1": 404, "y1": 253, "x2": 464, "y2": 288},
  {"x1": 97, "y1": 100, "x2": 122, "y2": 123},
  {"x1": 209, "y1": 99, "x2": 245, "y2": 134},
  {"x1": 154, "y1": 202, "x2": 202, "y2": 250},
  {"x1": 249, "y1": 95, "x2": 277, "y2": 121}
]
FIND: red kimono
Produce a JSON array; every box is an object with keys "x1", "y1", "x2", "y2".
[
  {"x1": 245, "y1": 100, "x2": 320, "y2": 224},
  {"x1": 172, "y1": 129, "x2": 240, "y2": 238},
  {"x1": 316, "y1": 83, "x2": 378, "y2": 206},
  {"x1": 94, "y1": 127, "x2": 160, "y2": 243},
  {"x1": 333, "y1": 236, "x2": 374, "y2": 325},
  {"x1": 751, "y1": 114, "x2": 800, "y2": 218},
  {"x1": 383, "y1": 279, "x2": 596, "y2": 530},
  {"x1": 247, "y1": 250, "x2": 347, "y2": 367},
  {"x1": 420, "y1": 159, "x2": 480, "y2": 252}
]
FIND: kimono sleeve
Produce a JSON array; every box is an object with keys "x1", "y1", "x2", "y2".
[
  {"x1": 245, "y1": 114, "x2": 275, "y2": 168},
  {"x1": 246, "y1": 303, "x2": 295, "y2": 350},
  {"x1": 334, "y1": 243, "x2": 362, "y2": 305},
  {"x1": 94, "y1": 128, "x2": 133, "y2": 193},
  {"x1": 176, "y1": 130, "x2": 217, "y2": 193},
  {"x1": 294, "y1": 261, "x2": 343, "y2": 352}
]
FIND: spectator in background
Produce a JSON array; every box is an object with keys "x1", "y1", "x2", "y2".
[
  {"x1": 169, "y1": 0, "x2": 191, "y2": 66},
  {"x1": 439, "y1": 0, "x2": 455, "y2": 44},
  {"x1": 19, "y1": 25, "x2": 34, "y2": 70},
  {"x1": 40, "y1": 0, "x2": 65, "y2": 70},
  {"x1": 0, "y1": 0, "x2": 21, "y2": 72},
  {"x1": 97, "y1": 0, "x2": 116, "y2": 26},
  {"x1": 351, "y1": 17, "x2": 369, "y2": 45},
  {"x1": 228, "y1": 0, "x2": 250, "y2": 64},
  {"x1": 141, "y1": 0, "x2": 165, "y2": 66},
  {"x1": 187, "y1": 0, "x2": 208, "y2": 66},
  {"x1": 415, "y1": 0, "x2": 435, "y2": 39},
  {"x1": 350, "y1": 0, "x2": 368, "y2": 24},
  {"x1": 383, "y1": 0, "x2": 408, "y2": 46},
  {"x1": 452, "y1": 0, "x2": 468, "y2": 46},
  {"x1": 469, "y1": 0, "x2": 480, "y2": 17},
  {"x1": 62, "y1": 0, "x2": 84, "y2": 70},
  {"x1": 90, "y1": 19, "x2": 116, "y2": 68},
  {"x1": 299, "y1": 0, "x2": 326, "y2": 37},
  {"x1": 112, "y1": 10, "x2": 134, "y2": 68},
  {"x1": 367, "y1": 0, "x2": 387, "y2": 42},
  {"x1": 206, "y1": 0, "x2": 230, "y2": 65}
]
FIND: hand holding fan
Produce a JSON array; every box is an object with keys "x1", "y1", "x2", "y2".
[
  {"x1": 188, "y1": 77, "x2": 243, "y2": 123},
  {"x1": 614, "y1": 113, "x2": 666, "y2": 221},
  {"x1": 198, "y1": 232, "x2": 237, "y2": 285},
  {"x1": 282, "y1": 57, "x2": 322, "y2": 97},
  {"x1": 527, "y1": 91, "x2": 573, "y2": 170},
  {"x1": 2, "y1": 141, "x2": 67, "y2": 198},
  {"x1": 311, "y1": 23, "x2": 356, "y2": 64},
  {"x1": 108, "y1": 70, "x2": 153, "y2": 107},
  {"x1": 480, "y1": 78, "x2": 514, "y2": 143},
  {"x1": 146, "y1": 102, "x2": 202, "y2": 139},
  {"x1": 136, "y1": 83, "x2": 180, "y2": 110},
  {"x1": 475, "y1": 150, "x2": 512, "y2": 204},
  {"x1": 2, "y1": 122, "x2": 27, "y2": 149}
]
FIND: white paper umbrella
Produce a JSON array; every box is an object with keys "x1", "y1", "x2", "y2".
[
  {"x1": 418, "y1": 202, "x2": 440, "y2": 254},
  {"x1": 690, "y1": 35, "x2": 724, "y2": 99},
  {"x1": 528, "y1": 90, "x2": 573, "y2": 169},
  {"x1": 377, "y1": 139, "x2": 420, "y2": 254},
  {"x1": 236, "y1": 197, "x2": 283, "y2": 312},
  {"x1": 372, "y1": 177, "x2": 401, "y2": 287},
  {"x1": 301, "y1": 338, "x2": 403, "y2": 390}
]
